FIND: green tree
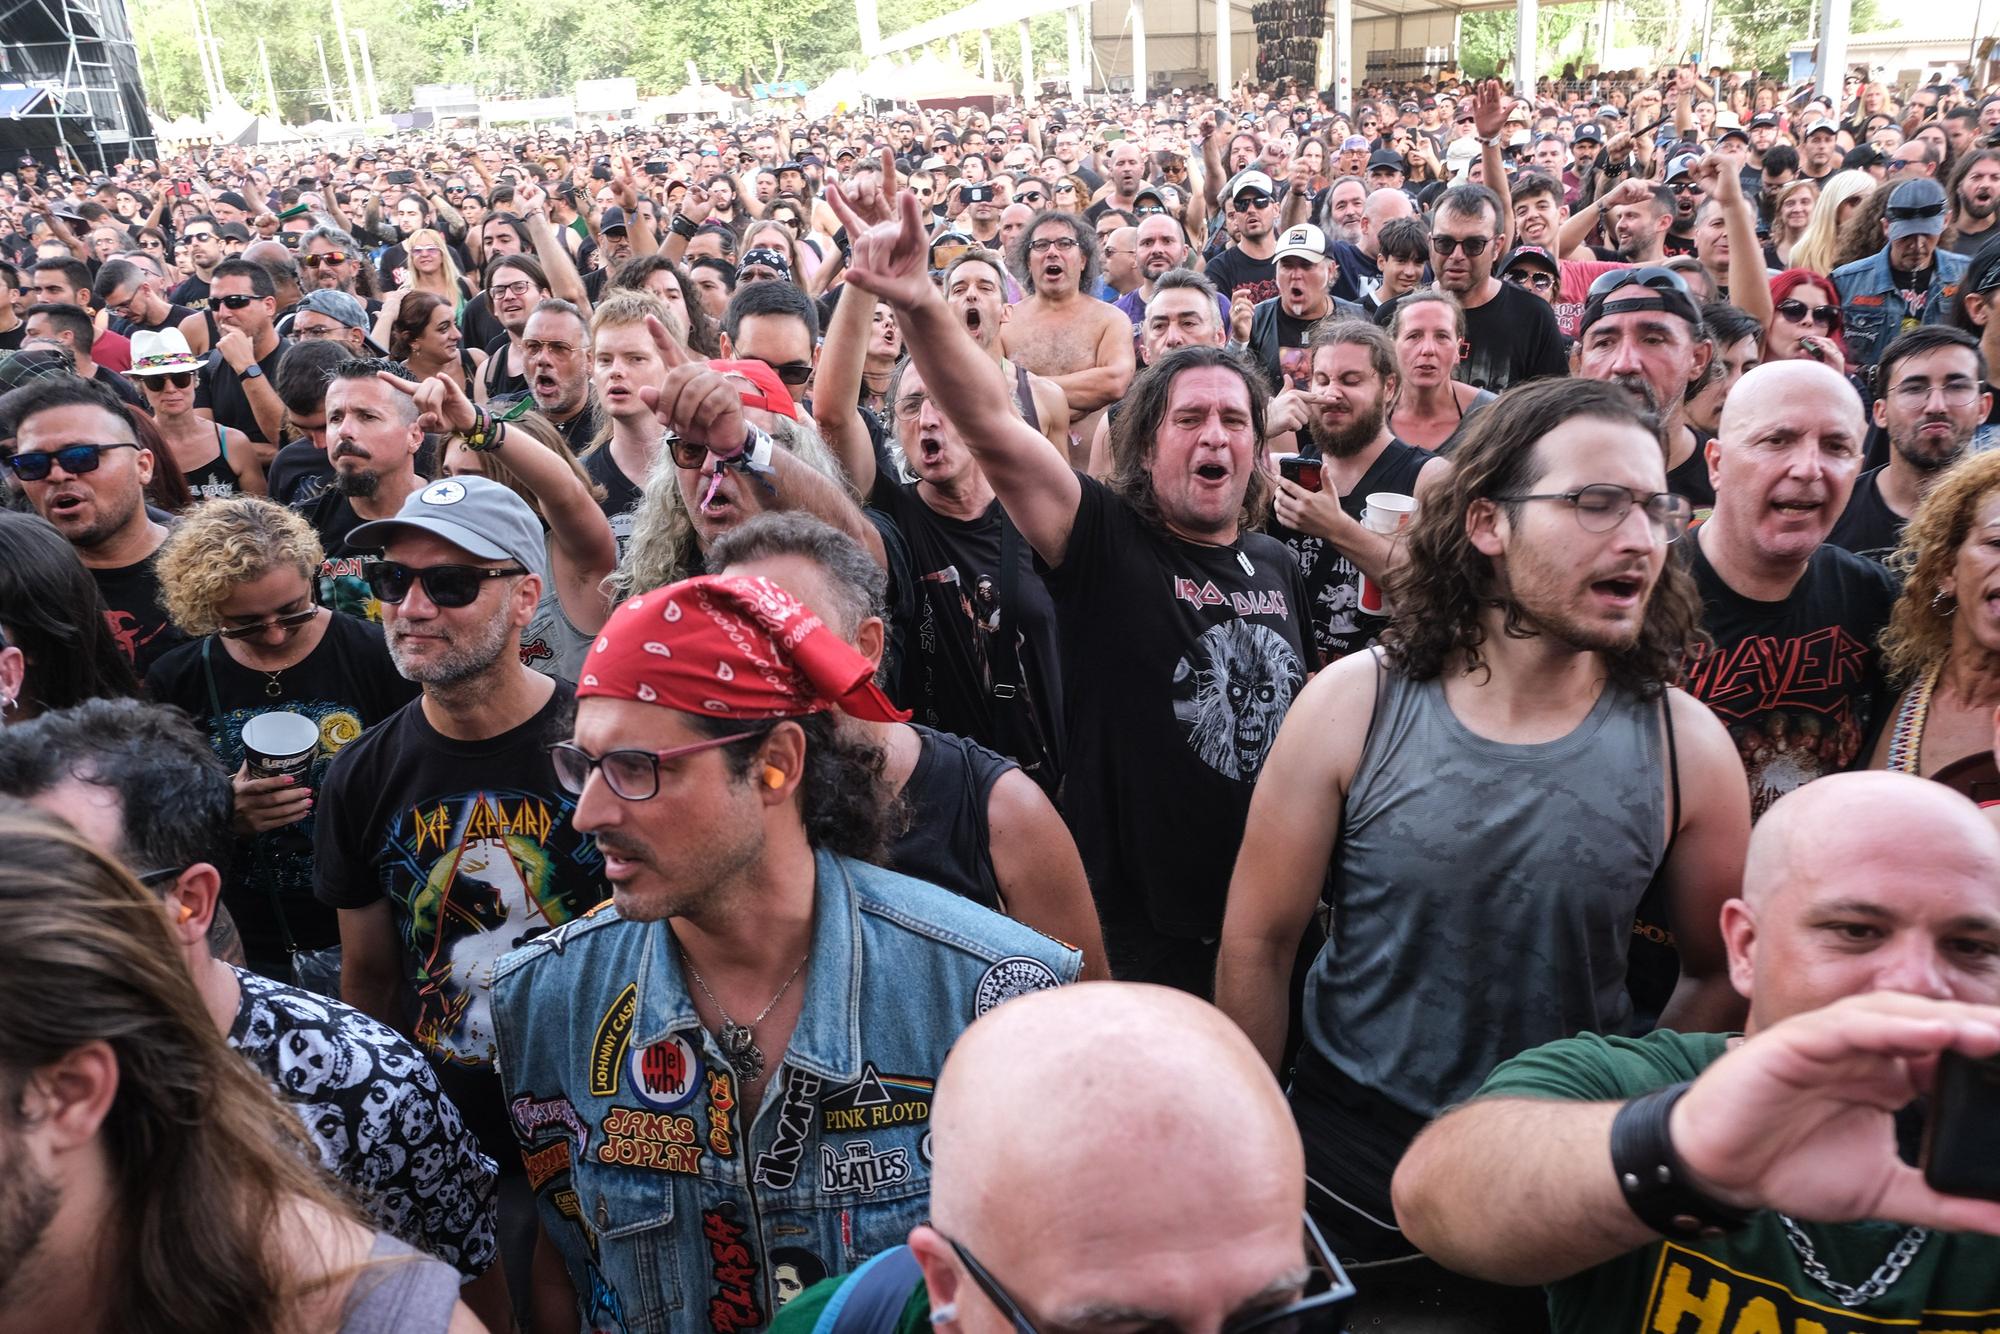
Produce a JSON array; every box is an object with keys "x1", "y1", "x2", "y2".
[{"x1": 1458, "y1": 3, "x2": 1595, "y2": 82}]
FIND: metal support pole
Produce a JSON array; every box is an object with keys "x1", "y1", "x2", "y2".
[
  {"x1": 1514, "y1": 0, "x2": 1538, "y2": 99},
  {"x1": 1216, "y1": 0, "x2": 1231, "y2": 93},
  {"x1": 356, "y1": 28, "x2": 381, "y2": 119},
  {"x1": 1334, "y1": 0, "x2": 1353, "y2": 113},
  {"x1": 1021, "y1": 18, "x2": 1036, "y2": 105},
  {"x1": 329, "y1": 0, "x2": 365, "y2": 123},
  {"x1": 1066, "y1": 5, "x2": 1085, "y2": 99},
  {"x1": 981, "y1": 29, "x2": 995, "y2": 83},
  {"x1": 1131, "y1": 0, "x2": 1147, "y2": 99},
  {"x1": 1815, "y1": 0, "x2": 1849, "y2": 101}
]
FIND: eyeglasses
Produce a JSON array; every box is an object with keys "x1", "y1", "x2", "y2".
[
  {"x1": 3, "y1": 441, "x2": 138, "y2": 481},
  {"x1": 362, "y1": 561, "x2": 528, "y2": 607},
  {"x1": 1587, "y1": 264, "x2": 1694, "y2": 303},
  {"x1": 410, "y1": 244, "x2": 442, "y2": 256},
  {"x1": 548, "y1": 732, "x2": 760, "y2": 800},
  {"x1": 1888, "y1": 376, "x2": 1983, "y2": 408},
  {"x1": 491, "y1": 280, "x2": 535, "y2": 299},
  {"x1": 1495, "y1": 484, "x2": 1694, "y2": 542},
  {"x1": 216, "y1": 605, "x2": 318, "y2": 640},
  {"x1": 1668, "y1": 180, "x2": 1704, "y2": 194},
  {"x1": 1430, "y1": 233, "x2": 1493, "y2": 256},
  {"x1": 1027, "y1": 236, "x2": 1080, "y2": 253},
  {"x1": 943, "y1": 1212, "x2": 1355, "y2": 1334},
  {"x1": 1506, "y1": 270, "x2": 1556, "y2": 293},
  {"x1": 751, "y1": 357, "x2": 814, "y2": 385},
  {"x1": 141, "y1": 370, "x2": 196, "y2": 390},
  {"x1": 523, "y1": 340, "x2": 579, "y2": 358},
  {"x1": 1232, "y1": 193, "x2": 1275, "y2": 211},
  {"x1": 1775, "y1": 298, "x2": 1839, "y2": 330},
  {"x1": 216, "y1": 293, "x2": 261, "y2": 309},
  {"x1": 133, "y1": 864, "x2": 189, "y2": 888}
]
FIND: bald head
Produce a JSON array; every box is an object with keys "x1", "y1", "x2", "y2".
[
  {"x1": 1729, "y1": 772, "x2": 2000, "y2": 1032},
  {"x1": 1717, "y1": 359, "x2": 1861, "y2": 442},
  {"x1": 915, "y1": 983, "x2": 1309, "y2": 1330}
]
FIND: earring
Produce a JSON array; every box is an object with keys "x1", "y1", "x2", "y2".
[
  {"x1": 0, "y1": 695, "x2": 15, "y2": 717},
  {"x1": 1932, "y1": 588, "x2": 1958, "y2": 615},
  {"x1": 764, "y1": 766, "x2": 786, "y2": 789}
]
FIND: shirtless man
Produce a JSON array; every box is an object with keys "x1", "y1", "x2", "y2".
[{"x1": 1001, "y1": 210, "x2": 1136, "y2": 467}]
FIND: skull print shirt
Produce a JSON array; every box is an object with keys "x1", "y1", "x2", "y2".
[{"x1": 228, "y1": 966, "x2": 501, "y2": 1277}]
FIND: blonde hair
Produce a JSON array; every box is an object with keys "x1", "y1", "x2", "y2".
[
  {"x1": 1880, "y1": 451, "x2": 2000, "y2": 684},
  {"x1": 156, "y1": 497, "x2": 324, "y2": 637},
  {"x1": 583, "y1": 290, "x2": 675, "y2": 458},
  {"x1": 403, "y1": 227, "x2": 465, "y2": 304},
  {"x1": 1789, "y1": 171, "x2": 1876, "y2": 278}
]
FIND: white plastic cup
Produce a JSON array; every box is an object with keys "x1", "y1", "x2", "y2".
[
  {"x1": 241, "y1": 711, "x2": 320, "y2": 781},
  {"x1": 1357, "y1": 492, "x2": 1418, "y2": 616}
]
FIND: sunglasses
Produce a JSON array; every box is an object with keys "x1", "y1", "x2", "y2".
[
  {"x1": 1776, "y1": 297, "x2": 1839, "y2": 329},
  {"x1": 363, "y1": 561, "x2": 528, "y2": 608},
  {"x1": 1506, "y1": 270, "x2": 1556, "y2": 292},
  {"x1": 3, "y1": 441, "x2": 138, "y2": 481},
  {"x1": 1232, "y1": 193, "x2": 1275, "y2": 211},
  {"x1": 1430, "y1": 233, "x2": 1493, "y2": 256},
  {"x1": 752, "y1": 358, "x2": 813, "y2": 385},
  {"x1": 183, "y1": 230, "x2": 216, "y2": 242},
  {"x1": 141, "y1": 370, "x2": 196, "y2": 390},
  {"x1": 216, "y1": 293, "x2": 261, "y2": 309},
  {"x1": 217, "y1": 605, "x2": 318, "y2": 640}
]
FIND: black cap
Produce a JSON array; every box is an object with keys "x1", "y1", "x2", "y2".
[
  {"x1": 1573, "y1": 124, "x2": 1604, "y2": 143},
  {"x1": 1749, "y1": 112, "x2": 1779, "y2": 128},
  {"x1": 1498, "y1": 244, "x2": 1559, "y2": 276},
  {"x1": 1367, "y1": 149, "x2": 1407, "y2": 173},
  {"x1": 1843, "y1": 143, "x2": 1885, "y2": 171},
  {"x1": 599, "y1": 205, "x2": 628, "y2": 233},
  {"x1": 1961, "y1": 234, "x2": 2000, "y2": 303},
  {"x1": 777, "y1": 160, "x2": 805, "y2": 175}
]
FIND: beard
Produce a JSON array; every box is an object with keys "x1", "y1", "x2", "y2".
[
  {"x1": 387, "y1": 601, "x2": 518, "y2": 687},
  {"x1": 1307, "y1": 395, "x2": 1387, "y2": 458},
  {"x1": 333, "y1": 465, "x2": 380, "y2": 499},
  {"x1": 0, "y1": 1129, "x2": 58, "y2": 1312},
  {"x1": 1602, "y1": 373, "x2": 1661, "y2": 414},
  {"x1": 1893, "y1": 420, "x2": 1972, "y2": 472}
]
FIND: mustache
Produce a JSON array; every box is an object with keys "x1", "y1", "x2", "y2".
[{"x1": 592, "y1": 833, "x2": 651, "y2": 862}]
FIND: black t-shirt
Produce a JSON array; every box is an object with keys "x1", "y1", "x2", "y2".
[
  {"x1": 1043, "y1": 475, "x2": 1310, "y2": 940},
  {"x1": 93, "y1": 364, "x2": 146, "y2": 411},
  {"x1": 1825, "y1": 465, "x2": 1907, "y2": 565},
  {"x1": 267, "y1": 439, "x2": 336, "y2": 508},
  {"x1": 145, "y1": 614, "x2": 419, "y2": 977},
  {"x1": 553, "y1": 402, "x2": 600, "y2": 454},
  {"x1": 889, "y1": 724, "x2": 1014, "y2": 910},
  {"x1": 1204, "y1": 245, "x2": 1279, "y2": 309},
  {"x1": 296, "y1": 487, "x2": 378, "y2": 621},
  {"x1": 868, "y1": 462, "x2": 1065, "y2": 788},
  {"x1": 1269, "y1": 439, "x2": 1433, "y2": 666},
  {"x1": 582, "y1": 446, "x2": 645, "y2": 563},
  {"x1": 479, "y1": 333, "x2": 529, "y2": 401},
  {"x1": 1249, "y1": 297, "x2": 1362, "y2": 390},
  {"x1": 1377, "y1": 281, "x2": 1569, "y2": 393},
  {"x1": 92, "y1": 549, "x2": 188, "y2": 677},
  {"x1": 1684, "y1": 537, "x2": 1899, "y2": 819},
  {"x1": 170, "y1": 273, "x2": 212, "y2": 310},
  {"x1": 1666, "y1": 428, "x2": 1717, "y2": 512},
  {"x1": 314, "y1": 681, "x2": 606, "y2": 1162},
  {"x1": 0, "y1": 321, "x2": 24, "y2": 351},
  {"x1": 195, "y1": 337, "x2": 290, "y2": 444},
  {"x1": 458, "y1": 290, "x2": 504, "y2": 359}
]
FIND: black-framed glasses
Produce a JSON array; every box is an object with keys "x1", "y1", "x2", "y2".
[
  {"x1": 133, "y1": 864, "x2": 188, "y2": 887},
  {"x1": 1496, "y1": 484, "x2": 1693, "y2": 542},
  {"x1": 548, "y1": 733, "x2": 760, "y2": 800},
  {"x1": 3, "y1": 441, "x2": 138, "y2": 481},
  {"x1": 1775, "y1": 297, "x2": 1838, "y2": 329},
  {"x1": 363, "y1": 561, "x2": 528, "y2": 608},
  {"x1": 1014, "y1": 190, "x2": 1045, "y2": 204},
  {"x1": 1506, "y1": 270, "x2": 1555, "y2": 292},
  {"x1": 1668, "y1": 180, "x2": 1704, "y2": 194},
  {"x1": 215, "y1": 293, "x2": 261, "y2": 309},
  {"x1": 1027, "y1": 236, "x2": 1080, "y2": 253},
  {"x1": 216, "y1": 605, "x2": 318, "y2": 640},
  {"x1": 1430, "y1": 233, "x2": 1492, "y2": 256},
  {"x1": 944, "y1": 1212, "x2": 1355, "y2": 1334}
]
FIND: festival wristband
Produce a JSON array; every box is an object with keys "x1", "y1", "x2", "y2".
[{"x1": 1609, "y1": 1082, "x2": 1756, "y2": 1239}]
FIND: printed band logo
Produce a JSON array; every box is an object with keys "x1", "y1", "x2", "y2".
[
  {"x1": 596, "y1": 1107, "x2": 704, "y2": 1174},
  {"x1": 588, "y1": 983, "x2": 638, "y2": 1097},
  {"x1": 974, "y1": 956, "x2": 1062, "y2": 1016},
  {"x1": 702, "y1": 1208, "x2": 764, "y2": 1334},
  {"x1": 510, "y1": 1091, "x2": 589, "y2": 1156},
  {"x1": 818, "y1": 1063, "x2": 934, "y2": 1135},
  {"x1": 1641, "y1": 1242, "x2": 2000, "y2": 1333},
  {"x1": 752, "y1": 1067, "x2": 822, "y2": 1189},
  {"x1": 820, "y1": 1140, "x2": 913, "y2": 1196},
  {"x1": 626, "y1": 1032, "x2": 703, "y2": 1111}
]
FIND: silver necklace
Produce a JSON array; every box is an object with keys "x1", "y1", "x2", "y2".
[
  {"x1": 676, "y1": 943, "x2": 807, "y2": 1083},
  {"x1": 1777, "y1": 1213, "x2": 1930, "y2": 1308}
]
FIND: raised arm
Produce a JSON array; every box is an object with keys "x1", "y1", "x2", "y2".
[
  {"x1": 1562, "y1": 176, "x2": 1654, "y2": 257},
  {"x1": 1472, "y1": 81, "x2": 1513, "y2": 249},
  {"x1": 515, "y1": 183, "x2": 592, "y2": 313},
  {"x1": 809, "y1": 150, "x2": 904, "y2": 494},
  {"x1": 828, "y1": 182, "x2": 1083, "y2": 567},
  {"x1": 1699, "y1": 155, "x2": 1774, "y2": 328},
  {"x1": 1393, "y1": 992, "x2": 2000, "y2": 1284}
]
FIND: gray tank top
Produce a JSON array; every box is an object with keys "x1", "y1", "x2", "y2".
[{"x1": 1303, "y1": 657, "x2": 1668, "y2": 1119}]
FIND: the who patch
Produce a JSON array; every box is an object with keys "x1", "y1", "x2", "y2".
[
  {"x1": 628, "y1": 1032, "x2": 703, "y2": 1111},
  {"x1": 973, "y1": 956, "x2": 1061, "y2": 1016}
]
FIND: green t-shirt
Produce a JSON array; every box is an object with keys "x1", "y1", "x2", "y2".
[
  {"x1": 1477, "y1": 1029, "x2": 2000, "y2": 1333},
  {"x1": 769, "y1": 1273, "x2": 930, "y2": 1334}
]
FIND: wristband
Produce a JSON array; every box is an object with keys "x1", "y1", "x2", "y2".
[
  {"x1": 670, "y1": 212, "x2": 700, "y2": 239},
  {"x1": 1609, "y1": 1081, "x2": 1756, "y2": 1239}
]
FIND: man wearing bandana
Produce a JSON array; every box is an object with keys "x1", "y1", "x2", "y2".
[{"x1": 491, "y1": 571, "x2": 1078, "y2": 1334}]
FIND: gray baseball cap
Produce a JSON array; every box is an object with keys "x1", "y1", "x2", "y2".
[{"x1": 347, "y1": 475, "x2": 548, "y2": 580}]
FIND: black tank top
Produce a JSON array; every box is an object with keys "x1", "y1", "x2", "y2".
[
  {"x1": 181, "y1": 423, "x2": 241, "y2": 501},
  {"x1": 887, "y1": 725, "x2": 1015, "y2": 910},
  {"x1": 481, "y1": 334, "x2": 529, "y2": 401}
]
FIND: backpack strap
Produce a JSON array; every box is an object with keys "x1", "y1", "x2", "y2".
[{"x1": 812, "y1": 1245, "x2": 925, "y2": 1334}]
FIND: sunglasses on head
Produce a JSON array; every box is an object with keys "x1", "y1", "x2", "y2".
[
  {"x1": 3, "y1": 441, "x2": 138, "y2": 481},
  {"x1": 1776, "y1": 297, "x2": 1839, "y2": 329},
  {"x1": 363, "y1": 561, "x2": 528, "y2": 608},
  {"x1": 216, "y1": 293, "x2": 261, "y2": 309},
  {"x1": 142, "y1": 370, "x2": 196, "y2": 390}
]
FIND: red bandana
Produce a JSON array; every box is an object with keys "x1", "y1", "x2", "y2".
[{"x1": 577, "y1": 575, "x2": 908, "y2": 723}]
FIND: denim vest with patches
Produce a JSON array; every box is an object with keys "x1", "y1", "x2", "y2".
[{"x1": 491, "y1": 847, "x2": 1080, "y2": 1334}]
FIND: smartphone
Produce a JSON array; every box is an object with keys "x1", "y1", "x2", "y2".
[
  {"x1": 1278, "y1": 454, "x2": 1324, "y2": 492},
  {"x1": 384, "y1": 169, "x2": 416, "y2": 186},
  {"x1": 1104, "y1": 128, "x2": 1126, "y2": 141},
  {"x1": 644, "y1": 160, "x2": 669, "y2": 177},
  {"x1": 930, "y1": 242, "x2": 971, "y2": 270},
  {"x1": 174, "y1": 180, "x2": 192, "y2": 197},
  {"x1": 1924, "y1": 1049, "x2": 2000, "y2": 1201},
  {"x1": 592, "y1": 157, "x2": 613, "y2": 181}
]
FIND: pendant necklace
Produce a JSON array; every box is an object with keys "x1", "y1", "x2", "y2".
[{"x1": 677, "y1": 942, "x2": 808, "y2": 1082}]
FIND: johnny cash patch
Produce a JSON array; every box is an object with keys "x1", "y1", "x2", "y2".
[{"x1": 974, "y1": 955, "x2": 1061, "y2": 1016}]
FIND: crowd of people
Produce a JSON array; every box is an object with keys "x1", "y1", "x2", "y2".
[{"x1": 3, "y1": 56, "x2": 2000, "y2": 1334}]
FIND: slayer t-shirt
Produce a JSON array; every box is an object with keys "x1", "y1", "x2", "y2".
[
  {"x1": 1683, "y1": 537, "x2": 1898, "y2": 818},
  {"x1": 1043, "y1": 475, "x2": 1310, "y2": 939},
  {"x1": 313, "y1": 682, "x2": 606, "y2": 1158}
]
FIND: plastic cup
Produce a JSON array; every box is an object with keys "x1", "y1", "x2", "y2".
[
  {"x1": 241, "y1": 711, "x2": 320, "y2": 781},
  {"x1": 1357, "y1": 492, "x2": 1418, "y2": 616}
]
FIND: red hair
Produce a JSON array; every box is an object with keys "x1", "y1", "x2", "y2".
[{"x1": 1769, "y1": 267, "x2": 1850, "y2": 365}]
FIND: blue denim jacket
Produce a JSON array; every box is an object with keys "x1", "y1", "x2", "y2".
[
  {"x1": 491, "y1": 848, "x2": 1081, "y2": 1334},
  {"x1": 1829, "y1": 247, "x2": 1969, "y2": 367}
]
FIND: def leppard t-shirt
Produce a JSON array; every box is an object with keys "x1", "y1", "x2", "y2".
[
  {"x1": 314, "y1": 682, "x2": 606, "y2": 1157},
  {"x1": 1683, "y1": 537, "x2": 1898, "y2": 818},
  {"x1": 1204, "y1": 246, "x2": 1280, "y2": 310},
  {"x1": 1043, "y1": 475, "x2": 1310, "y2": 939}
]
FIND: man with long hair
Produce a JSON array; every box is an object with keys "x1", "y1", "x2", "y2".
[
  {"x1": 495, "y1": 570, "x2": 1078, "y2": 1332},
  {"x1": 830, "y1": 177, "x2": 1310, "y2": 997},
  {"x1": 1216, "y1": 378, "x2": 1751, "y2": 1322}
]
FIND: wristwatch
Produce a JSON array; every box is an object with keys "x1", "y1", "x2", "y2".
[{"x1": 240, "y1": 362, "x2": 264, "y2": 380}]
